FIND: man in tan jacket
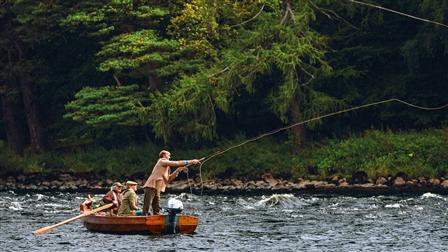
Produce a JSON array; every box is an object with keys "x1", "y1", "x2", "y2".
[{"x1": 143, "y1": 150, "x2": 200, "y2": 215}]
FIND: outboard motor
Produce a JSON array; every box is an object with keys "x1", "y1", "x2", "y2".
[{"x1": 166, "y1": 198, "x2": 183, "y2": 234}]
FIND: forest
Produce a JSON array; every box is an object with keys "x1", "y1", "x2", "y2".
[{"x1": 1, "y1": 0, "x2": 447, "y2": 181}]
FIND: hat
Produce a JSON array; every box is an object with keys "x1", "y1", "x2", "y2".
[
  {"x1": 126, "y1": 181, "x2": 138, "y2": 186},
  {"x1": 112, "y1": 182, "x2": 123, "y2": 187}
]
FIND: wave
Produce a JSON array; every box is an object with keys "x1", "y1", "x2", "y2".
[
  {"x1": 174, "y1": 192, "x2": 199, "y2": 201},
  {"x1": 36, "y1": 194, "x2": 46, "y2": 201},
  {"x1": 8, "y1": 202, "x2": 23, "y2": 211},
  {"x1": 385, "y1": 203, "x2": 403, "y2": 208},
  {"x1": 255, "y1": 194, "x2": 304, "y2": 208},
  {"x1": 421, "y1": 192, "x2": 445, "y2": 200}
]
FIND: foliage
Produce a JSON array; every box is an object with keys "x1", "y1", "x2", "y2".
[
  {"x1": 64, "y1": 85, "x2": 147, "y2": 127},
  {"x1": 1, "y1": 129, "x2": 446, "y2": 180},
  {"x1": 299, "y1": 128, "x2": 448, "y2": 179},
  {"x1": 146, "y1": 73, "x2": 218, "y2": 142},
  {"x1": 96, "y1": 30, "x2": 178, "y2": 73},
  {"x1": 0, "y1": 1, "x2": 447, "y2": 183}
]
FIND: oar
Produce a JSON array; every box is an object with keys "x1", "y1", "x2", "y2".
[{"x1": 33, "y1": 203, "x2": 113, "y2": 235}]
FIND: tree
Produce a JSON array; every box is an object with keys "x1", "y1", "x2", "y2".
[
  {"x1": 313, "y1": 0, "x2": 448, "y2": 134},
  {"x1": 62, "y1": 0, "x2": 211, "y2": 145},
  {"x1": 0, "y1": 0, "x2": 63, "y2": 153},
  {"x1": 142, "y1": 0, "x2": 343, "y2": 150}
]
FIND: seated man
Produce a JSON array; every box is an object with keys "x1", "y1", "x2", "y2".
[
  {"x1": 102, "y1": 182, "x2": 123, "y2": 215},
  {"x1": 117, "y1": 181, "x2": 141, "y2": 216}
]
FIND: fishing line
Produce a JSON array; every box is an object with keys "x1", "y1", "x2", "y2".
[
  {"x1": 348, "y1": 0, "x2": 448, "y2": 28},
  {"x1": 193, "y1": 98, "x2": 448, "y2": 195},
  {"x1": 186, "y1": 167, "x2": 193, "y2": 195},
  {"x1": 184, "y1": 168, "x2": 198, "y2": 215}
]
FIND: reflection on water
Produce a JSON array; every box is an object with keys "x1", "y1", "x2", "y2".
[{"x1": 1, "y1": 190, "x2": 448, "y2": 251}]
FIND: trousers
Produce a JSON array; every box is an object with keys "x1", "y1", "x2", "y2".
[{"x1": 143, "y1": 187, "x2": 160, "y2": 215}]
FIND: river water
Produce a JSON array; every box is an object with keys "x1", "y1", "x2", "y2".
[{"x1": 1, "y1": 190, "x2": 447, "y2": 251}]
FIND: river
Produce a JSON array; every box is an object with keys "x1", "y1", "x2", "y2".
[{"x1": 1, "y1": 191, "x2": 447, "y2": 251}]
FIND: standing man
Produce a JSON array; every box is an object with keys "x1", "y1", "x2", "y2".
[
  {"x1": 143, "y1": 150, "x2": 200, "y2": 215},
  {"x1": 118, "y1": 181, "x2": 141, "y2": 216}
]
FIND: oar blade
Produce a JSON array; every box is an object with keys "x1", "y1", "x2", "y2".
[
  {"x1": 32, "y1": 203, "x2": 113, "y2": 235},
  {"x1": 33, "y1": 227, "x2": 51, "y2": 235}
]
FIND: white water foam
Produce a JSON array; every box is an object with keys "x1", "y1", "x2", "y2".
[
  {"x1": 255, "y1": 194, "x2": 303, "y2": 208},
  {"x1": 421, "y1": 192, "x2": 445, "y2": 200},
  {"x1": 174, "y1": 192, "x2": 198, "y2": 201},
  {"x1": 9, "y1": 202, "x2": 23, "y2": 211},
  {"x1": 35, "y1": 203, "x2": 67, "y2": 210},
  {"x1": 365, "y1": 214, "x2": 377, "y2": 219},
  {"x1": 385, "y1": 203, "x2": 403, "y2": 208},
  {"x1": 413, "y1": 206, "x2": 423, "y2": 210}
]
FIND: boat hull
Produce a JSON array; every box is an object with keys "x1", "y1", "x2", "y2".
[{"x1": 82, "y1": 214, "x2": 199, "y2": 235}]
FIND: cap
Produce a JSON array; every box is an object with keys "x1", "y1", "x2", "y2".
[
  {"x1": 126, "y1": 181, "x2": 138, "y2": 186},
  {"x1": 112, "y1": 182, "x2": 123, "y2": 187}
]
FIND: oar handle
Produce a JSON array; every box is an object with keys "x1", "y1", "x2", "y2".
[{"x1": 33, "y1": 203, "x2": 113, "y2": 235}]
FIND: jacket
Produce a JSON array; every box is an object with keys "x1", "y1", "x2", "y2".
[
  {"x1": 102, "y1": 190, "x2": 123, "y2": 207},
  {"x1": 143, "y1": 158, "x2": 184, "y2": 192},
  {"x1": 117, "y1": 188, "x2": 140, "y2": 216}
]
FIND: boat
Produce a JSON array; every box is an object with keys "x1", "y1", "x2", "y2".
[
  {"x1": 80, "y1": 197, "x2": 198, "y2": 235},
  {"x1": 82, "y1": 214, "x2": 199, "y2": 235}
]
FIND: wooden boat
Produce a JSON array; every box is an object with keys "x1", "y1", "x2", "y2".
[
  {"x1": 82, "y1": 214, "x2": 199, "y2": 235},
  {"x1": 79, "y1": 198, "x2": 198, "y2": 235}
]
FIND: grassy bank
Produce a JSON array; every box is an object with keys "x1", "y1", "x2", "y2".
[
  {"x1": 295, "y1": 128, "x2": 448, "y2": 180},
  {"x1": 1, "y1": 129, "x2": 447, "y2": 180}
]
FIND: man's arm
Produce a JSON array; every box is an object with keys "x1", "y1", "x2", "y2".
[
  {"x1": 160, "y1": 158, "x2": 200, "y2": 167},
  {"x1": 129, "y1": 192, "x2": 141, "y2": 210},
  {"x1": 167, "y1": 167, "x2": 187, "y2": 183},
  {"x1": 162, "y1": 171, "x2": 170, "y2": 183},
  {"x1": 102, "y1": 191, "x2": 113, "y2": 203}
]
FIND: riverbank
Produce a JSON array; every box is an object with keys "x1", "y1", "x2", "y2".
[
  {"x1": 1, "y1": 172, "x2": 448, "y2": 194},
  {"x1": 1, "y1": 129, "x2": 447, "y2": 182}
]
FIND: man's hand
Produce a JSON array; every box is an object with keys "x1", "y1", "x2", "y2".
[
  {"x1": 176, "y1": 167, "x2": 188, "y2": 173},
  {"x1": 113, "y1": 200, "x2": 119, "y2": 207},
  {"x1": 189, "y1": 159, "x2": 200, "y2": 165}
]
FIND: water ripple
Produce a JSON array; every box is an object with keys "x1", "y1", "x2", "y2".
[{"x1": 0, "y1": 191, "x2": 447, "y2": 251}]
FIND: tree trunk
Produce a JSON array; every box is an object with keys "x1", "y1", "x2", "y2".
[
  {"x1": 1, "y1": 92, "x2": 24, "y2": 154},
  {"x1": 290, "y1": 93, "x2": 306, "y2": 153},
  {"x1": 148, "y1": 73, "x2": 161, "y2": 91},
  {"x1": 19, "y1": 74, "x2": 45, "y2": 153},
  {"x1": 147, "y1": 64, "x2": 161, "y2": 92},
  {"x1": 281, "y1": 0, "x2": 294, "y2": 25},
  {"x1": 282, "y1": 0, "x2": 292, "y2": 11}
]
